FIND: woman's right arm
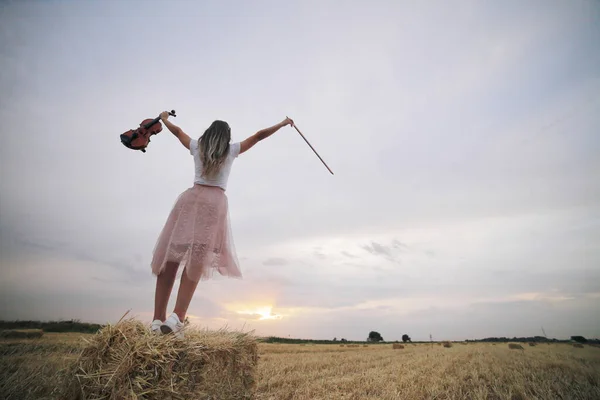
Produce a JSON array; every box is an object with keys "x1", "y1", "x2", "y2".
[{"x1": 240, "y1": 117, "x2": 294, "y2": 154}]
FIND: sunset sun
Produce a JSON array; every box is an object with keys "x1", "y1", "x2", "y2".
[{"x1": 236, "y1": 306, "x2": 282, "y2": 321}]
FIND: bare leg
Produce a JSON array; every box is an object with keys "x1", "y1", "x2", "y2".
[
  {"x1": 173, "y1": 268, "x2": 200, "y2": 321},
  {"x1": 153, "y1": 262, "x2": 179, "y2": 321}
]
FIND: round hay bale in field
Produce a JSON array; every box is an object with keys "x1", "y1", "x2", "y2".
[
  {"x1": 573, "y1": 343, "x2": 585, "y2": 348},
  {"x1": 528, "y1": 342, "x2": 536, "y2": 347},
  {"x1": 392, "y1": 344, "x2": 404, "y2": 349},
  {"x1": 0, "y1": 329, "x2": 44, "y2": 339},
  {"x1": 63, "y1": 318, "x2": 258, "y2": 400},
  {"x1": 363, "y1": 345, "x2": 368, "y2": 347},
  {"x1": 443, "y1": 342, "x2": 452, "y2": 348},
  {"x1": 508, "y1": 343, "x2": 524, "y2": 350}
]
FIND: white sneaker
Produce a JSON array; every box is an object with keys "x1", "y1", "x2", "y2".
[
  {"x1": 151, "y1": 319, "x2": 163, "y2": 334},
  {"x1": 160, "y1": 313, "x2": 184, "y2": 338}
]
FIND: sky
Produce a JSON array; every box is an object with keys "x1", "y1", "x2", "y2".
[{"x1": 1, "y1": 0, "x2": 599, "y2": 342}]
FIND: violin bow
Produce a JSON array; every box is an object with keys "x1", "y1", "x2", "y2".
[{"x1": 287, "y1": 117, "x2": 334, "y2": 175}]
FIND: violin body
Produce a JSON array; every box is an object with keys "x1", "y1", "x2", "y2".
[{"x1": 120, "y1": 110, "x2": 176, "y2": 153}]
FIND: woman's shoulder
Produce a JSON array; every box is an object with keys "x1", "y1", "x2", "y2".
[
  {"x1": 189, "y1": 138, "x2": 200, "y2": 156},
  {"x1": 230, "y1": 142, "x2": 241, "y2": 158}
]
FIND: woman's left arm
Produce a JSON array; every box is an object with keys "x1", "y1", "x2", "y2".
[{"x1": 160, "y1": 111, "x2": 191, "y2": 150}]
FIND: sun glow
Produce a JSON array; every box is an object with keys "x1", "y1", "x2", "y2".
[{"x1": 237, "y1": 306, "x2": 283, "y2": 321}]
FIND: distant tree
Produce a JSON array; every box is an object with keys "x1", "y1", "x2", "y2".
[
  {"x1": 340, "y1": 338, "x2": 347, "y2": 342},
  {"x1": 333, "y1": 337, "x2": 337, "y2": 342},
  {"x1": 402, "y1": 334, "x2": 412, "y2": 343},
  {"x1": 368, "y1": 331, "x2": 384, "y2": 342},
  {"x1": 571, "y1": 336, "x2": 588, "y2": 343}
]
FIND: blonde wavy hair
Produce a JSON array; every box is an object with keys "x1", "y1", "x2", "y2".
[{"x1": 198, "y1": 120, "x2": 232, "y2": 178}]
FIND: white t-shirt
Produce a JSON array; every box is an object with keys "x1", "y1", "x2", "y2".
[{"x1": 189, "y1": 139, "x2": 240, "y2": 190}]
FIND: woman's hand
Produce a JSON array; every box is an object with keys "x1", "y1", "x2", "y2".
[
  {"x1": 281, "y1": 117, "x2": 294, "y2": 127},
  {"x1": 160, "y1": 111, "x2": 171, "y2": 121}
]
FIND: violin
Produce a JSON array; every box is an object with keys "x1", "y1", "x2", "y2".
[{"x1": 120, "y1": 110, "x2": 176, "y2": 153}]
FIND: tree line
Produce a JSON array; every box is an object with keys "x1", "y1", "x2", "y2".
[
  {"x1": 1, "y1": 320, "x2": 597, "y2": 344},
  {"x1": 0, "y1": 319, "x2": 103, "y2": 333}
]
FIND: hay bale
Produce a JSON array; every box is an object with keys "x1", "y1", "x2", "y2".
[
  {"x1": 528, "y1": 342, "x2": 536, "y2": 347},
  {"x1": 64, "y1": 318, "x2": 257, "y2": 400},
  {"x1": 363, "y1": 345, "x2": 368, "y2": 347},
  {"x1": 339, "y1": 344, "x2": 345, "y2": 347},
  {"x1": 392, "y1": 344, "x2": 404, "y2": 349},
  {"x1": 443, "y1": 342, "x2": 452, "y2": 348},
  {"x1": 0, "y1": 329, "x2": 44, "y2": 339},
  {"x1": 573, "y1": 343, "x2": 585, "y2": 348},
  {"x1": 509, "y1": 343, "x2": 524, "y2": 350}
]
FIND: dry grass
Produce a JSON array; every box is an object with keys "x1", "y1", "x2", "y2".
[
  {"x1": 0, "y1": 332, "x2": 86, "y2": 399},
  {"x1": 2, "y1": 333, "x2": 600, "y2": 400},
  {"x1": 65, "y1": 318, "x2": 257, "y2": 399},
  {"x1": 255, "y1": 342, "x2": 600, "y2": 399},
  {"x1": 0, "y1": 319, "x2": 257, "y2": 400}
]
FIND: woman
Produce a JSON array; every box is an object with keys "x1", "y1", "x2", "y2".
[{"x1": 150, "y1": 111, "x2": 294, "y2": 338}]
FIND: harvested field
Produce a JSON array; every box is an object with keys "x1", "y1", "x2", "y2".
[{"x1": 1, "y1": 331, "x2": 600, "y2": 399}]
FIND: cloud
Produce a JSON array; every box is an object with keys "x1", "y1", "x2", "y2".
[
  {"x1": 313, "y1": 248, "x2": 327, "y2": 260},
  {"x1": 262, "y1": 257, "x2": 288, "y2": 266},
  {"x1": 360, "y1": 239, "x2": 410, "y2": 263},
  {"x1": 362, "y1": 241, "x2": 393, "y2": 257}
]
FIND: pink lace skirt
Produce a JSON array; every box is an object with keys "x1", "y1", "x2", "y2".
[{"x1": 151, "y1": 184, "x2": 242, "y2": 282}]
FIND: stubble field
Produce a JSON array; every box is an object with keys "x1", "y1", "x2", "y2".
[{"x1": 1, "y1": 332, "x2": 599, "y2": 400}]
